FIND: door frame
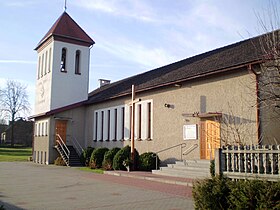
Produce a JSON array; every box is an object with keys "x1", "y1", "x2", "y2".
[
  {"x1": 55, "y1": 120, "x2": 68, "y2": 145},
  {"x1": 200, "y1": 119, "x2": 221, "y2": 160}
]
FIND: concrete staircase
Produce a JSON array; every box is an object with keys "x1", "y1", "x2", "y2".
[
  {"x1": 68, "y1": 146, "x2": 82, "y2": 167},
  {"x1": 55, "y1": 144, "x2": 82, "y2": 167},
  {"x1": 152, "y1": 159, "x2": 211, "y2": 179}
]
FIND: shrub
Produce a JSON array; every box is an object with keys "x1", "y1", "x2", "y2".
[
  {"x1": 80, "y1": 147, "x2": 94, "y2": 166},
  {"x1": 113, "y1": 145, "x2": 139, "y2": 171},
  {"x1": 102, "y1": 147, "x2": 121, "y2": 170},
  {"x1": 229, "y1": 179, "x2": 280, "y2": 209},
  {"x1": 54, "y1": 157, "x2": 66, "y2": 166},
  {"x1": 89, "y1": 147, "x2": 109, "y2": 169},
  {"x1": 139, "y1": 152, "x2": 160, "y2": 171},
  {"x1": 210, "y1": 160, "x2": 215, "y2": 178},
  {"x1": 193, "y1": 175, "x2": 280, "y2": 210},
  {"x1": 192, "y1": 175, "x2": 231, "y2": 210}
]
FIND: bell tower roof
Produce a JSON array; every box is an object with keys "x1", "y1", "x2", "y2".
[{"x1": 35, "y1": 12, "x2": 95, "y2": 50}]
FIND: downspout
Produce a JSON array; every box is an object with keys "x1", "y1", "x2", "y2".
[{"x1": 247, "y1": 64, "x2": 261, "y2": 145}]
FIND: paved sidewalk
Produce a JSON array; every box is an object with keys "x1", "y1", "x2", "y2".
[
  {"x1": 0, "y1": 162, "x2": 194, "y2": 210},
  {"x1": 104, "y1": 170, "x2": 194, "y2": 187}
]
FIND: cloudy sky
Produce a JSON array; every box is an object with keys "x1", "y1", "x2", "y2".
[{"x1": 0, "y1": 0, "x2": 277, "y2": 116}]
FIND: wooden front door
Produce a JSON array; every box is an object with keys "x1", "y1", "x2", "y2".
[
  {"x1": 55, "y1": 120, "x2": 67, "y2": 144},
  {"x1": 200, "y1": 120, "x2": 220, "y2": 160}
]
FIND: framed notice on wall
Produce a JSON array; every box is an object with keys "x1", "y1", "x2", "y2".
[{"x1": 183, "y1": 124, "x2": 198, "y2": 140}]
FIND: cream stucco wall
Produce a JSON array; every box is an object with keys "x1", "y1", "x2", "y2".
[
  {"x1": 33, "y1": 117, "x2": 51, "y2": 164},
  {"x1": 85, "y1": 69, "x2": 259, "y2": 164},
  {"x1": 258, "y1": 62, "x2": 280, "y2": 144}
]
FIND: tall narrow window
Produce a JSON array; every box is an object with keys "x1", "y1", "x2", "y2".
[
  {"x1": 45, "y1": 122, "x2": 48, "y2": 136},
  {"x1": 42, "y1": 122, "x2": 45, "y2": 136},
  {"x1": 94, "y1": 112, "x2": 98, "y2": 141},
  {"x1": 41, "y1": 54, "x2": 44, "y2": 77},
  {"x1": 138, "y1": 104, "x2": 142, "y2": 139},
  {"x1": 38, "y1": 56, "x2": 41, "y2": 79},
  {"x1": 38, "y1": 123, "x2": 41, "y2": 136},
  {"x1": 45, "y1": 51, "x2": 48, "y2": 75},
  {"x1": 107, "y1": 110, "x2": 110, "y2": 141},
  {"x1": 114, "y1": 109, "x2": 118, "y2": 140},
  {"x1": 60, "y1": 48, "x2": 67, "y2": 72},
  {"x1": 147, "y1": 102, "x2": 151, "y2": 139},
  {"x1": 121, "y1": 107, "x2": 125, "y2": 140},
  {"x1": 101, "y1": 111, "x2": 104, "y2": 141},
  {"x1": 48, "y1": 48, "x2": 52, "y2": 73},
  {"x1": 75, "y1": 50, "x2": 81, "y2": 74}
]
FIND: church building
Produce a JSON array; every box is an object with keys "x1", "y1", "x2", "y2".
[{"x1": 31, "y1": 12, "x2": 279, "y2": 165}]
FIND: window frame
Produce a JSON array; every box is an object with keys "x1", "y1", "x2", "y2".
[
  {"x1": 60, "y1": 48, "x2": 67, "y2": 73},
  {"x1": 75, "y1": 50, "x2": 81, "y2": 75}
]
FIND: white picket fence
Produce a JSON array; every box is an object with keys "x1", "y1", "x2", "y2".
[{"x1": 215, "y1": 145, "x2": 280, "y2": 181}]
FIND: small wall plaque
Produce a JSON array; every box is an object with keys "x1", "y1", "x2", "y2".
[{"x1": 183, "y1": 124, "x2": 197, "y2": 140}]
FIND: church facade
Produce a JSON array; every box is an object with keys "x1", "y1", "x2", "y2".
[{"x1": 32, "y1": 12, "x2": 279, "y2": 165}]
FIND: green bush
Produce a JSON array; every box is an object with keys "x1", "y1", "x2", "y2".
[
  {"x1": 192, "y1": 175, "x2": 280, "y2": 210},
  {"x1": 113, "y1": 145, "x2": 139, "y2": 171},
  {"x1": 89, "y1": 147, "x2": 109, "y2": 169},
  {"x1": 210, "y1": 160, "x2": 215, "y2": 178},
  {"x1": 229, "y1": 179, "x2": 280, "y2": 209},
  {"x1": 192, "y1": 175, "x2": 231, "y2": 210},
  {"x1": 80, "y1": 147, "x2": 94, "y2": 166},
  {"x1": 102, "y1": 147, "x2": 121, "y2": 170},
  {"x1": 139, "y1": 152, "x2": 160, "y2": 171},
  {"x1": 54, "y1": 156, "x2": 66, "y2": 166}
]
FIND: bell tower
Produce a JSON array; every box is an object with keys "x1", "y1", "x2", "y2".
[{"x1": 34, "y1": 12, "x2": 95, "y2": 115}]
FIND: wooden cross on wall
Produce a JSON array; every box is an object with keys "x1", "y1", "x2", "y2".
[{"x1": 129, "y1": 85, "x2": 141, "y2": 170}]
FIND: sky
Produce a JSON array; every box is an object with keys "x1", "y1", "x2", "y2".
[{"x1": 0, "y1": 0, "x2": 278, "y2": 117}]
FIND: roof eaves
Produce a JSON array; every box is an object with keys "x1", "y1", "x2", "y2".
[
  {"x1": 86, "y1": 59, "x2": 263, "y2": 105},
  {"x1": 29, "y1": 100, "x2": 87, "y2": 119}
]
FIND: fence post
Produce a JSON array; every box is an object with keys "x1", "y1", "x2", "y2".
[{"x1": 215, "y1": 148, "x2": 222, "y2": 175}]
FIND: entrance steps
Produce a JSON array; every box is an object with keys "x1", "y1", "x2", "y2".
[
  {"x1": 152, "y1": 159, "x2": 211, "y2": 179},
  {"x1": 55, "y1": 144, "x2": 82, "y2": 167},
  {"x1": 68, "y1": 146, "x2": 82, "y2": 167}
]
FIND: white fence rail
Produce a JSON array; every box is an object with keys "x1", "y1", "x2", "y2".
[{"x1": 215, "y1": 145, "x2": 280, "y2": 181}]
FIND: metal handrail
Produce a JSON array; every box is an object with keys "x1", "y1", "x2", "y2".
[
  {"x1": 56, "y1": 134, "x2": 70, "y2": 165},
  {"x1": 70, "y1": 135, "x2": 84, "y2": 156},
  {"x1": 154, "y1": 143, "x2": 187, "y2": 170},
  {"x1": 182, "y1": 144, "x2": 198, "y2": 156}
]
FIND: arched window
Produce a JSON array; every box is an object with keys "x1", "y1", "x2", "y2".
[
  {"x1": 60, "y1": 48, "x2": 67, "y2": 72},
  {"x1": 75, "y1": 50, "x2": 81, "y2": 74}
]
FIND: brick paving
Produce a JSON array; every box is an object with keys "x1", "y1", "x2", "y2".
[
  {"x1": 0, "y1": 162, "x2": 194, "y2": 210},
  {"x1": 83, "y1": 172, "x2": 193, "y2": 198}
]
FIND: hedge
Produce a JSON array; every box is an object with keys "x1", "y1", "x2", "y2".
[
  {"x1": 80, "y1": 147, "x2": 94, "y2": 166},
  {"x1": 89, "y1": 147, "x2": 109, "y2": 169},
  {"x1": 102, "y1": 147, "x2": 121, "y2": 170},
  {"x1": 192, "y1": 175, "x2": 280, "y2": 210},
  {"x1": 138, "y1": 152, "x2": 160, "y2": 171},
  {"x1": 112, "y1": 145, "x2": 139, "y2": 170}
]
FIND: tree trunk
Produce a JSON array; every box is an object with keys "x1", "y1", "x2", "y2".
[{"x1": 11, "y1": 114, "x2": 15, "y2": 147}]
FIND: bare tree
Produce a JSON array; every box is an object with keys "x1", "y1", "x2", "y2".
[
  {"x1": 255, "y1": 0, "x2": 280, "y2": 114},
  {"x1": 0, "y1": 80, "x2": 30, "y2": 146}
]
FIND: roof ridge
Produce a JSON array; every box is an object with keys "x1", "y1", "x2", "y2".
[
  {"x1": 35, "y1": 12, "x2": 94, "y2": 50},
  {"x1": 87, "y1": 30, "x2": 278, "y2": 104}
]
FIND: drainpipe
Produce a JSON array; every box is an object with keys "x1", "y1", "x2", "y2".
[{"x1": 247, "y1": 64, "x2": 261, "y2": 145}]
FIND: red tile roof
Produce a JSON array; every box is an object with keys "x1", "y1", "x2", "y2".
[{"x1": 35, "y1": 12, "x2": 95, "y2": 50}]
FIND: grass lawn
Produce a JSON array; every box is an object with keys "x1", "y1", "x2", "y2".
[
  {"x1": 78, "y1": 167, "x2": 104, "y2": 174},
  {"x1": 0, "y1": 146, "x2": 32, "y2": 162}
]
